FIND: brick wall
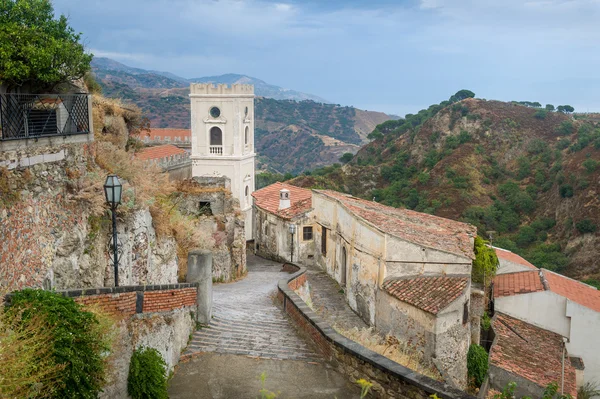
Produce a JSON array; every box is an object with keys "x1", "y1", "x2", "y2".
[
  {"x1": 143, "y1": 288, "x2": 197, "y2": 313},
  {"x1": 60, "y1": 283, "x2": 198, "y2": 316},
  {"x1": 278, "y1": 267, "x2": 475, "y2": 399}
]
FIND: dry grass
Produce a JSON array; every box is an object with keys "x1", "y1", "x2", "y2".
[
  {"x1": 334, "y1": 326, "x2": 443, "y2": 381},
  {"x1": 0, "y1": 296, "x2": 65, "y2": 398},
  {"x1": 150, "y1": 196, "x2": 215, "y2": 281},
  {"x1": 76, "y1": 93, "x2": 213, "y2": 280}
]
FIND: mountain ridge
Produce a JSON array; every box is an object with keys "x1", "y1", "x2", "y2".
[{"x1": 91, "y1": 57, "x2": 329, "y2": 102}]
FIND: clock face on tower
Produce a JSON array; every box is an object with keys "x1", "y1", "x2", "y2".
[{"x1": 210, "y1": 106, "x2": 221, "y2": 118}]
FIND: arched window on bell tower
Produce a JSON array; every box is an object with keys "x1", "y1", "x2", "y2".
[{"x1": 210, "y1": 126, "x2": 223, "y2": 146}]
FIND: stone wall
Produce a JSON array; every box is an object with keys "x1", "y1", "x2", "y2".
[
  {"x1": 0, "y1": 137, "x2": 189, "y2": 291},
  {"x1": 176, "y1": 176, "x2": 246, "y2": 282},
  {"x1": 278, "y1": 266, "x2": 475, "y2": 399},
  {"x1": 58, "y1": 283, "x2": 197, "y2": 399}
]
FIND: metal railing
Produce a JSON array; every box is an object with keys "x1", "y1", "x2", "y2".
[{"x1": 0, "y1": 93, "x2": 90, "y2": 141}]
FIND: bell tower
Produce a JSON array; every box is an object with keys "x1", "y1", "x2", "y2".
[{"x1": 189, "y1": 83, "x2": 255, "y2": 240}]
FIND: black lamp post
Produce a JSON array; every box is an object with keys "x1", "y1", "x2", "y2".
[
  {"x1": 104, "y1": 175, "x2": 123, "y2": 287},
  {"x1": 289, "y1": 224, "x2": 297, "y2": 263}
]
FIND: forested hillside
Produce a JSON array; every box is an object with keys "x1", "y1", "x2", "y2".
[{"x1": 291, "y1": 92, "x2": 600, "y2": 281}]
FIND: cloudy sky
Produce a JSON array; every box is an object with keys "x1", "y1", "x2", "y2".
[{"x1": 53, "y1": 0, "x2": 600, "y2": 115}]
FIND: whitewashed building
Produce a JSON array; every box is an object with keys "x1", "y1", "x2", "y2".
[{"x1": 493, "y1": 269, "x2": 600, "y2": 385}]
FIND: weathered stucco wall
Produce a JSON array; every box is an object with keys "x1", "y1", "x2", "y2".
[
  {"x1": 385, "y1": 235, "x2": 472, "y2": 279},
  {"x1": 254, "y1": 207, "x2": 315, "y2": 265},
  {"x1": 375, "y1": 289, "x2": 470, "y2": 389},
  {"x1": 566, "y1": 300, "x2": 600, "y2": 384},
  {"x1": 494, "y1": 290, "x2": 570, "y2": 337},
  {"x1": 312, "y1": 192, "x2": 384, "y2": 325},
  {"x1": 375, "y1": 289, "x2": 436, "y2": 353}
]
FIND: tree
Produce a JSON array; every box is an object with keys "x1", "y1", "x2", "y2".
[
  {"x1": 557, "y1": 105, "x2": 575, "y2": 114},
  {"x1": 545, "y1": 104, "x2": 555, "y2": 111},
  {"x1": 339, "y1": 152, "x2": 353, "y2": 164},
  {"x1": 0, "y1": 0, "x2": 93, "y2": 91},
  {"x1": 449, "y1": 89, "x2": 475, "y2": 103}
]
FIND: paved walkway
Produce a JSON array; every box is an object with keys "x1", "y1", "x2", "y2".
[
  {"x1": 184, "y1": 254, "x2": 319, "y2": 361},
  {"x1": 170, "y1": 254, "x2": 361, "y2": 398},
  {"x1": 304, "y1": 264, "x2": 368, "y2": 331},
  {"x1": 168, "y1": 353, "x2": 359, "y2": 399}
]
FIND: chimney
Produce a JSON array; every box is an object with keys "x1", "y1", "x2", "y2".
[{"x1": 279, "y1": 188, "x2": 291, "y2": 210}]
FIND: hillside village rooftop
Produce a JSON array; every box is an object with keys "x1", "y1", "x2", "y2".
[
  {"x1": 252, "y1": 182, "x2": 312, "y2": 219},
  {"x1": 382, "y1": 276, "x2": 469, "y2": 314},
  {"x1": 494, "y1": 269, "x2": 600, "y2": 312},
  {"x1": 315, "y1": 190, "x2": 476, "y2": 259},
  {"x1": 493, "y1": 247, "x2": 537, "y2": 270},
  {"x1": 490, "y1": 312, "x2": 577, "y2": 397}
]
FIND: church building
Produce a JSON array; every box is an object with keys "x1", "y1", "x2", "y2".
[{"x1": 189, "y1": 83, "x2": 255, "y2": 239}]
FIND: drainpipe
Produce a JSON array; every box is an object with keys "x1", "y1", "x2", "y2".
[{"x1": 561, "y1": 338, "x2": 566, "y2": 395}]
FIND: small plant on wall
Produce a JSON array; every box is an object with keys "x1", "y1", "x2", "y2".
[{"x1": 127, "y1": 347, "x2": 169, "y2": 399}]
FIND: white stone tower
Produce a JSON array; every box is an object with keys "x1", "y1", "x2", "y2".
[{"x1": 190, "y1": 83, "x2": 255, "y2": 240}]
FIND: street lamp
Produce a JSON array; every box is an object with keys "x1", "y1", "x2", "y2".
[
  {"x1": 104, "y1": 175, "x2": 123, "y2": 287},
  {"x1": 289, "y1": 224, "x2": 297, "y2": 263}
]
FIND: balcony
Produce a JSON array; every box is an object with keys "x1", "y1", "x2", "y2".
[
  {"x1": 0, "y1": 93, "x2": 91, "y2": 141},
  {"x1": 209, "y1": 145, "x2": 223, "y2": 155}
]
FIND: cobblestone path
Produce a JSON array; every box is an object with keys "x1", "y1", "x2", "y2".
[
  {"x1": 184, "y1": 254, "x2": 320, "y2": 361},
  {"x1": 305, "y1": 264, "x2": 368, "y2": 331}
]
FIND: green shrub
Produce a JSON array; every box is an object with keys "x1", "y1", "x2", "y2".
[
  {"x1": 516, "y1": 225, "x2": 537, "y2": 247},
  {"x1": 556, "y1": 138, "x2": 570, "y2": 150},
  {"x1": 534, "y1": 109, "x2": 548, "y2": 119},
  {"x1": 467, "y1": 344, "x2": 488, "y2": 387},
  {"x1": 128, "y1": 347, "x2": 169, "y2": 399},
  {"x1": 472, "y1": 236, "x2": 499, "y2": 285},
  {"x1": 8, "y1": 289, "x2": 113, "y2": 399},
  {"x1": 481, "y1": 312, "x2": 491, "y2": 331},
  {"x1": 582, "y1": 158, "x2": 599, "y2": 173},
  {"x1": 559, "y1": 184, "x2": 574, "y2": 198},
  {"x1": 555, "y1": 121, "x2": 575, "y2": 136},
  {"x1": 576, "y1": 219, "x2": 597, "y2": 234}
]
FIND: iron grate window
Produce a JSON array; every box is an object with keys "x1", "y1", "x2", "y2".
[
  {"x1": 0, "y1": 93, "x2": 90, "y2": 141},
  {"x1": 303, "y1": 226, "x2": 313, "y2": 241}
]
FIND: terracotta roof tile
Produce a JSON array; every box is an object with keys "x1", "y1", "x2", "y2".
[
  {"x1": 493, "y1": 270, "x2": 544, "y2": 298},
  {"x1": 147, "y1": 128, "x2": 191, "y2": 140},
  {"x1": 315, "y1": 190, "x2": 476, "y2": 259},
  {"x1": 490, "y1": 313, "x2": 577, "y2": 398},
  {"x1": 544, "y1": 269, "x2": 600, "y2": 313},
  {"x1": 135, "y1": 144, "x2": 188, "y2": 161},
  {"x1": 252, "y1": 182, "x2": 312, "y2": 219},
  {"x1": 382, "y1": 276, "x2": 468, "y2": 314},
  {"x1": 494, "y1": 247, "x2": 538, "y2": 270}
]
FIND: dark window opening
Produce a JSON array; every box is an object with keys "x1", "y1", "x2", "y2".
[
  {"x1": 303, "y1": 226, "x2": 313, "y2": 241},
  {"x1": 463, "y1": 301, "x2": 469, "y2": 324},
  {"x1": 210, "y1": 126, "x2": 223, "y2": 146},
  {"x1": 321, "y1": 226, "x2": 327, "y2": 255},
  {"x1": 199, "y1": 201, "x2": 212, "y2": 216}
]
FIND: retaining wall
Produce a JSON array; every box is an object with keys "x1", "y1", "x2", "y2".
[{"x1": 277, "y1": 265, "x2": 475, "y2": 399}]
